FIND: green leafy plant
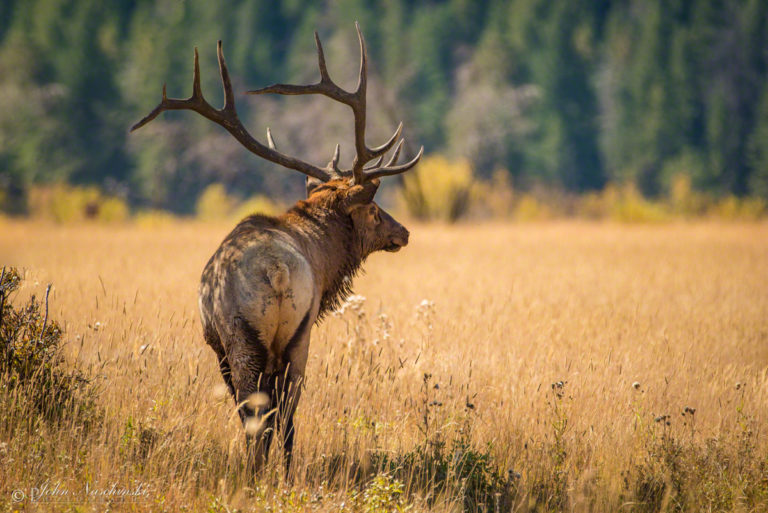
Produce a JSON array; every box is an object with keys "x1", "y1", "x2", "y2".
[
  {"x1": 360, "y1": 472, "x2": 408, "y2": 513},
  {"x1": 0, "y1": 267, "x2": 95, "y2": 422}
]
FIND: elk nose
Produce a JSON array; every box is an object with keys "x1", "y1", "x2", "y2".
[{"x1": 395, "y1": 228, "x2": 409, "y2": 247}]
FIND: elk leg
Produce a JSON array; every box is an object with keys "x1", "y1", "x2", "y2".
[
  {"x1": 271, "y1": 370, "x2": 303, "y2": 475},
  {"x1": 218, "y1": 354, "x2": 235, "y2": 398},
  {"x1": 275, "y1": 307, "x2": 312, "y2": 475},
  {"x1": 203, "y1": 324, "x2": 236, "y2": 397},
  {"x1": 239, "y1": 372, "x2": 273, "y2": 474},
  {"x1": 230, "y1": 316, "x2": 273, "y2": 474}
]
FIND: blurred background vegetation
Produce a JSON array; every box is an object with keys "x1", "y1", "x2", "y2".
[{"x1": 0, "y1": 0, "x2": 767, "y2": 222}]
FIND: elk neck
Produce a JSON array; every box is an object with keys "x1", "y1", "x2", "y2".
[{"x1": 281, "y1": 201, "x2": 365, "y2": 319}]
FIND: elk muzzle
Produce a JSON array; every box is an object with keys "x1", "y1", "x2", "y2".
[
  {"x1": 384, "y1": 228, "x2": 409, "y2": 252},
  {"x1": 381, "y1": 210, "x2": 409, "y2": 252}
]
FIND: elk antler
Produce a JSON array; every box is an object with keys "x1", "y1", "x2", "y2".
[
  {"x1": 131, "y1": 25, "x2": 421, "y2": 185},
  {"x1": 247, "y1": 22, "x2": 422, "y2": 184},
  {"x1": 130, "y1": 41, "x2": 333, "y2": 182}
]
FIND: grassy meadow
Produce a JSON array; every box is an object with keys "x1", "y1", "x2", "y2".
[{"x1": 1, "y1": 219, "x2": 767, "y2": 512}]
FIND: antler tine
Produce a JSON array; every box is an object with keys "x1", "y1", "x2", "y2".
[
  {"x1": 245, "y1": 34, "x2": 348, "y2": 100},
  {"x1": 367, "y1": 122, "x2": 402, "y2": 159},
  {"x1": 328, "y1": 143, "x2": 341, "y2": 174},
  {"x1": 349, "y1": 21, "x2": 369, "y2": 184},
  {"x1": 217, "y1": 41, "x2": 236, "y2": 112},
  {"x1": 192, "y1": 48, "x2": 202, "y2": 98},
  {"x1": 314, "y1": 31, "x2": 331, "y2": 83},
  {"x1": 266, "y1": 128, "x2": 276, "y2": 150},
  {"x1": 130, "y1": 94, "x2": 165, "y2": 133},
  {"x1": 354, "y1": 21, "x2": 367, "y2": 98},
  {"x1": 131, "y1": 41, "x2": 332, "y2": 182},
  {"x1": 363, "y1": 146, "x2": 424, "y2": 180},
  {"x1": 382, "y1": 139, "x2": 404, "y2": 168},
  {"x1": 363, "y1": 155, "x2": 384, "y2": 170},
  {"x1": 129, "y1": 47, "x2": 205, "y2": 133}
]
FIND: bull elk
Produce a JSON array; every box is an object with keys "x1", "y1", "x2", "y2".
[{"x1": 131, "y1": 24, "x2": 422, "y2": 473}]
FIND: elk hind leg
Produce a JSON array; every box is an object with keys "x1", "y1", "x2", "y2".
[
  {"x1": 203, "y1": 324, "x2": 235, "y2": 397},
  {"x1": 272, "y1": 371, "x2": 303, "y2": 475},
  {"x1": 230, "y1": 315, "x2": 274, "y2": 474},
  {"x1": 274, "y1": 308, "x2": 312, "y2": 475}
]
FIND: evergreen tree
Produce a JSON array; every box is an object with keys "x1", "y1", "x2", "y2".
[{"x1": 1, "y1": 0, "x2": 767, "y2": 211}]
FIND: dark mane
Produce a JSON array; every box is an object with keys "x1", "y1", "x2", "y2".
[
  {"x1": 283, "y1": 203, "x2": 365, "y2": 321},
  {"x1": 317, "y1": 252, "x2": 364, "y2": 322}
]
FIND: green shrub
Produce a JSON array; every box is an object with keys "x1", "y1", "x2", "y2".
[
  {"x1": 709, "y1": 195, "x2": 767, "y2": 221},
  {"x1": 97, "y1": 196, "x2": 130, "y2": 222},
  {"x1": 196, "y1": 183, "x2": 238, "y2": 221},
  {"x1": 471, "y1": 169, "x2": 516, "y2": 218},
  {"x1": 27, "y1": 184, "x2": 129, "y2": 223},
  {"x1": 0, "y1": 267, "x2": 95, "y2": 422},
  {"x1": 196, "y1": 185, "x2": 283, "y2": 222},
  {"x1": 372, "y1": 437, "x2": 508, "y2": 511},
  {"x1": 576, "y1": 183, "x2": 669, "y2": 222},
  {"x1": 369, "y1": 374, "x2": 509, "y2": 511},
  {"x1": 514, "y1": 194, "x2": 553, "y2": 221},
  {"x1": 133, "y1": 209, "x2": 178, "y2": 228},
  {"x1": 667, "y1": 173, "x2": 709, "y2": 217},
  {"x1": 400, "y1": 155, "x2": 476, "y2": 222},
  {"x1": 359, "y1": 472, "x2": 408, "y2": 513},
  {"x1": 231, "y1": 194, "x2": 282, "y2": 220}
]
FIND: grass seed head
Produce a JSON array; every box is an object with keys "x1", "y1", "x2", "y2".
[
  {"x1": 246, "y1": 392, "x2": 270, "y2": 411},
  {"x1": 212, "y1": 383, "x2": 229, "y2": 401}
]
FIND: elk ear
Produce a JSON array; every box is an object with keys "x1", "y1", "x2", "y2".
[
  {"x1": 306, "y1": 176, "x2": 324, "y2": 197},
  {"x1": 342, "y1": 179, "x2": 380, "y2": 213}
]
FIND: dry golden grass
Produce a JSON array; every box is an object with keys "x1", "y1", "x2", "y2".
[{"x1": 1, "y1": 220, "x2": 767, "y2": 512}]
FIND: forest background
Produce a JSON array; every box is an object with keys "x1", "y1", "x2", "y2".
[{"x1": 1, "y1": 0, "x2": 767, "y2": 221}]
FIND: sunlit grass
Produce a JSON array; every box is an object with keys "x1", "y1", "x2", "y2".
[{"x1": 1, "y1": 220, "x2": 767, "y2": 511}]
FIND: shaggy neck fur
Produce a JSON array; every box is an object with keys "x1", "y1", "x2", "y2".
[{"x1": 281, "y1": 202, "x2": 367, "y2": 320}]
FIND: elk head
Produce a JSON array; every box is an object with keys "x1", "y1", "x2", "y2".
[
  {"x1": 130, "y1": 23, "x2": 422, "y2": 255},
  {"x1": 347, "y1": 191, "x2": 410, "y2": 254},
  {"x1": 301, "y1": 177, "x2": 410, "y2": 256}
]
